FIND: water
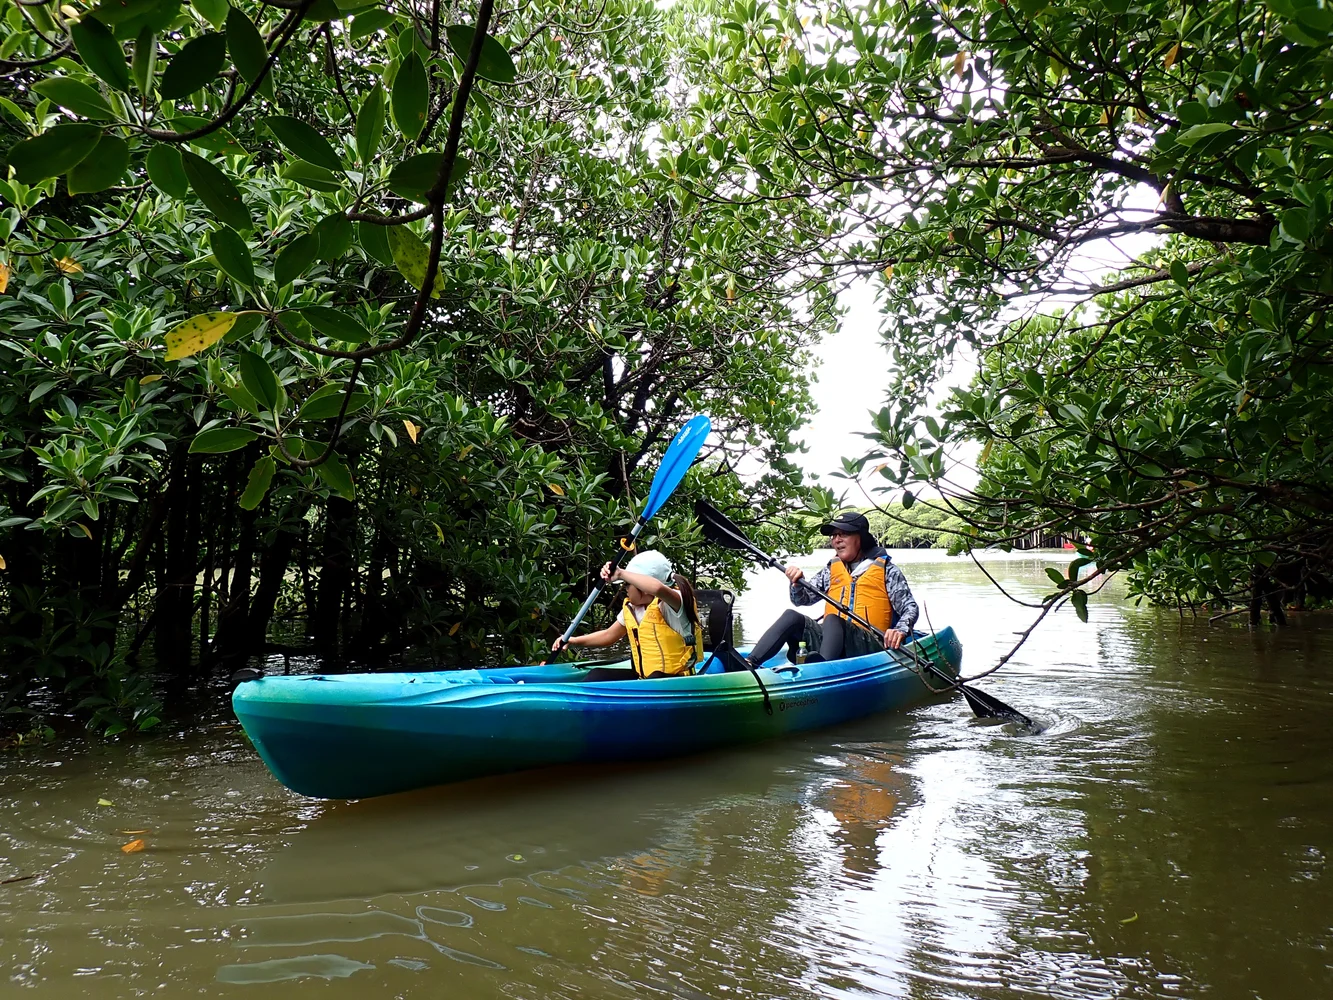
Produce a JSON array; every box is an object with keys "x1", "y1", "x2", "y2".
[{"x1": 3, "y1": 551, "x2": 1332, "y2": 998}]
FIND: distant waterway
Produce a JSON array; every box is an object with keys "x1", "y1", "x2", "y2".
[{"x1": 3, "y1": 550, "x2": 1331, "y2": 998}]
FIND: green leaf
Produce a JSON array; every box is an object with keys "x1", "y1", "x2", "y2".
[
  {"x1": 7, "y1": 124, "x2": 103, "y2": 184},
  {"x1": 901, "y1": 489, "x2": 915, "y2": 510},
  {"x1": 315, "y1": 212, "x2": 353, "y2": 261},
  {"x1": 299, "y1": 305, "x2": 373, "y2": 343},
  {"x1": 351, "y1": 8, "x2": 396, "y2": 40},
  {"x1": 1070, "y1": 588, "x2": 1088, "y2": 623},
  {"x1": 131, "y1": 28, "x2": 157, "y2": 96},
  {"x1": 300, "y1": 383, "x2": 371, "y2": 420},
  {"x1": 274, "y1": 232, "x2": 321, "y2": 287},
  {"x1": 71, "y1": 17, "x2": 132, "y2": 92},
  {"x1": 146, "y1": 143, "x2": 189, "y2": 198},
  {"x1": 209, "y1": 226, "x2": 255, "y2": 286},
  {"x1": 159, "y1": 32, "x2": 227, "y2": 100},
  {"x1": 164, "y1": 311, "x2": 239, "y2": 360},
  {"x1": 303, "y1": 0, "x2": 349, "y2": 21},
  {"x1": 238, "y1": 350, "x2": 281, "y2": 411},
  {"x1": 358, "y1": 220, "x2": 394, "y2": 266},
  {"x1": 226, "y1": 7, "x2": 272, "y2": 98},
  {"x1": 191, "y1": 0, "x2": 228, "y2": 30},
  {"x1": 90, "y1": 0, "x2": 181, "y2": 38},
  {"x1": 1177, "y1": 122, "x2": 1235, "y2": 146},
  {"x1": 445, "y1": 24, "x2": 516, "y2": 84},
  {"x1": 189, "y1": 426, "x2": 257, "y2": 453},
  {"x1": 355, "y1": 83, "x2": 385, "y2": 165},
  {"x1": 386, "y1": 152, "x2": 470, "y2": 203},
  {"x1": 181, "y1": 150, "x2": 252, "y2": 230},
  {"x1": 279, "y1": 160, "x2": 343, "y2": 192},
  {"x1": 1169, "y1": 259, "x2": 1190, "y2": 287},
  {"x1": 32, "y1": 78, "x2": 117, "y2": 121},
  {"x1": 67, "y1": 134, "x2": 130, "y2": 195},
  {"x1": 314, "y1": 449, "x2": 355, "y2": 499},
  {"x1": 391, "y1": 51, "x2": 429, "y2": 142},
  {"x1": 386, "y1": 225, "x2": 443, "y2": 296},
  {"x1": 238, "y1": 456, "x2": 276, "y2": 509},
  {"x1": 166, "y1": 115, "x2": 248, "y2": 155},
  {"x1": 1045, "y1": 566, "x2": 1066, "y2": 587},
  {"x1": 263, "y1": 115, "x2": 343, "y2": 171}
]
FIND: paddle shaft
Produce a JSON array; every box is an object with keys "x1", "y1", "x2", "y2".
[{"x1": 558, "y1": 518, "x2": 646, "y2": 645}]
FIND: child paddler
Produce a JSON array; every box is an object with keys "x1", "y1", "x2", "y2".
[{"x1": 551, "y1": 551, "x2": 704, "y2": 678}]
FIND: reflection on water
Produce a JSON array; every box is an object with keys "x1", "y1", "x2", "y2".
[{"x1": 2, "y1": 551, "x2": 1332, "y2": 998}]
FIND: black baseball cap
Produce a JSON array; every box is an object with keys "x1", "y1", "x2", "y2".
[{"x1": 819, "y1": 511, "x2": 871, "y2": 535}]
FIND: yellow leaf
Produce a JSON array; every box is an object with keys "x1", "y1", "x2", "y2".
[
  {"x1": 139, "y1": 374, "x2": 164, "y2": 385},
  {"x1": 882, "y1": 264, "x2": 893, "y2": 280},
  {"x1": 0, "y1": 555, "x2": 6, "y2": 571},
  {"x1": 60, "y1": 4, "x2": 79, "y2": 18},
  {"x1": 449, "y1": 622, "x2": 462, "y2": 636},
  {"x1": 121, "y1": 839, "x2": 146, "y2": 854},
  {"x1": 385, "y1": 226, "x2": 444, "y2": 298},
  {"x1": 97, "y1": 798, "x2": 113, "y2": 806},
  {"x1": 0, "y1": 261, "x2": 10, "y2": 294},
  {"x1": 164, "y1": 312, "x2": 239, "y2": 362},
  {"x1": 403, "y1": 419, "x2": 420, "y2": 444},
  {"x1": 456, "y1": 444, "x2": 474, "y2": 460},
  {"x1": 1119, "y1": 911, "x2": 1139, "y2": 924},
  {"x1": 547, "y1": 482, "x2": 565, "y2": 497},
  {"x1": 120, "y1": 830, "x2": 149, "y2": 835},
  {"x1": 1164, "y1": 42, "x2": 1180, "y2": 70},
  {"x1": 1098, "y1": 108, "x2": 1110, "y2": 125},
  {"x1": 953, "y1": 51, "x2": 966, "y2": 78},
  {"x1": 77, "y1": 523, "x2": 93, "y2": 540},
  {"x1": 433, "y1": 521, "x2": 445, "y2": 543},
  {"x1": 54, "y1": 256, "x2": 83, "y2": 275}
]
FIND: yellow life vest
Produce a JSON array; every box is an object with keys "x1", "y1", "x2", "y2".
[
  {"x1": 824, "y1": 555, "x2": 895, "y2": 632},
  {"x1": 622, "y1": 597, "x2": 703, "y2": 677}
]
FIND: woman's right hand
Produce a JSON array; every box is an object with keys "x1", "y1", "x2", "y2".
[
  {"x1": 784, "y1": 565, "x2": 805, "y2": 585},
  {"x1": 550, "y1": 636, "x2": 569, "y2": 654}
]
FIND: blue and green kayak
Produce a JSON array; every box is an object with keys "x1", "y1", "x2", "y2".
[{"x1": 232, "y1": 627, "x2": 962, "y2": 799}]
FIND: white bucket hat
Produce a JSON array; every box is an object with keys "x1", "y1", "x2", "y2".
[{"x1": 624, "y1": 550, "x2": 674, "y2": 585}]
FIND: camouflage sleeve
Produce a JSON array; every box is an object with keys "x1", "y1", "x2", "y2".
[
  {"x1": 790, "y1": 562, "x2": 830, "y2": 607},
  {"x1": 884, "y1": 562, "x2": 919, "y2": 633}
]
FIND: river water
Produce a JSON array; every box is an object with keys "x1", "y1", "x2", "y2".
[{"x1": 2, "y1": 551, "x2": 1331, "y2": 998}]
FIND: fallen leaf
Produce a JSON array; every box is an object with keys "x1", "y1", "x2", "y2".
[
  {"x1": 97, "y1": 798, "x2": 113, "y2": 806},
  {"x1": 121, "y1": 839, "x2": 146, "y2": 854},
  {"x1": 119, "y1": 830, "x2": 149, "y2": 835},
  {"x1": 1119, "y1": 911, "x2": 1139, "y2": 924},
  {"x1": 54, "y1": 256, "x2": 83, "y2": 275},
  {"x1": 1, "y1": 873, "x2": 39, "y2": 885},
  {"x1": 0, "y1": 261, "x2": 10, "y2": 294},
  {"x1": 403, "y1": 419, "x2": 420, "y2": 444}
]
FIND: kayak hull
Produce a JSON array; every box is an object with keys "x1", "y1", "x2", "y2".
[{"x1": 232, "y1": 627, "x2": 962, "y2": 799}]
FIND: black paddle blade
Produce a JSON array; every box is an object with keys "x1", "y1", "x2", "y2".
[
  {"x1": 961, "y1": 683, "x2": 1036, "y2": 729},
  {"x1": 694, "y1": 499, "x2": 753, "y2": 552}
]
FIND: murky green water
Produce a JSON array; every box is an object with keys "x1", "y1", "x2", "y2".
[{"x1": 3, "y1": 552, "x2": 1331, "y2": 998}]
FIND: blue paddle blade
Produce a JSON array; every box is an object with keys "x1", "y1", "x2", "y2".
[{"x1": 641, "y1": 415, "x2": 711, "y2": 520}]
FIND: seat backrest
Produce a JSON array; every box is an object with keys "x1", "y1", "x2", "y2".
[{"x1": 694, "y1": 589, "x2": 736, "y2": 651}]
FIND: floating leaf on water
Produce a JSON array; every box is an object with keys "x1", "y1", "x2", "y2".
[
  {"x1": 120, "y1": 829, "x2": 149, "y2": 835},
  {"x1": 97, "y1": 798, "x2": 113, "y2": 806},
  {"x1": 121, "y1": 838, "x2": 146, "y2": 853},
  {"x1": 1119, "y1": 912, "x2": 1139, "y2": 924}
]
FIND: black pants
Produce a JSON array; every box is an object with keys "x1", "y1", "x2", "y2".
[{"x1": 747, "y1": 611, "x2": 880, "y2": 665}]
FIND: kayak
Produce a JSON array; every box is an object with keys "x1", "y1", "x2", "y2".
[{"x1": 232, "y1": 627, "x2": 963, "y2": 799}]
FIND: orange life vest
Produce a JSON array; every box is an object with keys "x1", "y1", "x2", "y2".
[
  {"x1": 621, "y1": 597, "x2": 703, "y2": 677},
  {"x1": 824, "y1": 555, "x2": 895, "y2": 632}
]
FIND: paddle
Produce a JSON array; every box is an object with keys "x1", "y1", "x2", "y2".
[
  {"x1": 693, "y1": 499, "x2": 1035, "y2": 727},
  {"x1": 553, "y1": 415, "x2": 712, "y2": 654}
]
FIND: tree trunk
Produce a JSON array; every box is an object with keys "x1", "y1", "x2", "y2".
[{"x1": 310, "y1": 496, "x2": 357, "y2": 652}]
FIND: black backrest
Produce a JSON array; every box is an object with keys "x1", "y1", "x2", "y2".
[{"x1": 694, "y1": 589, "x2": 736, "y2": 651}]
